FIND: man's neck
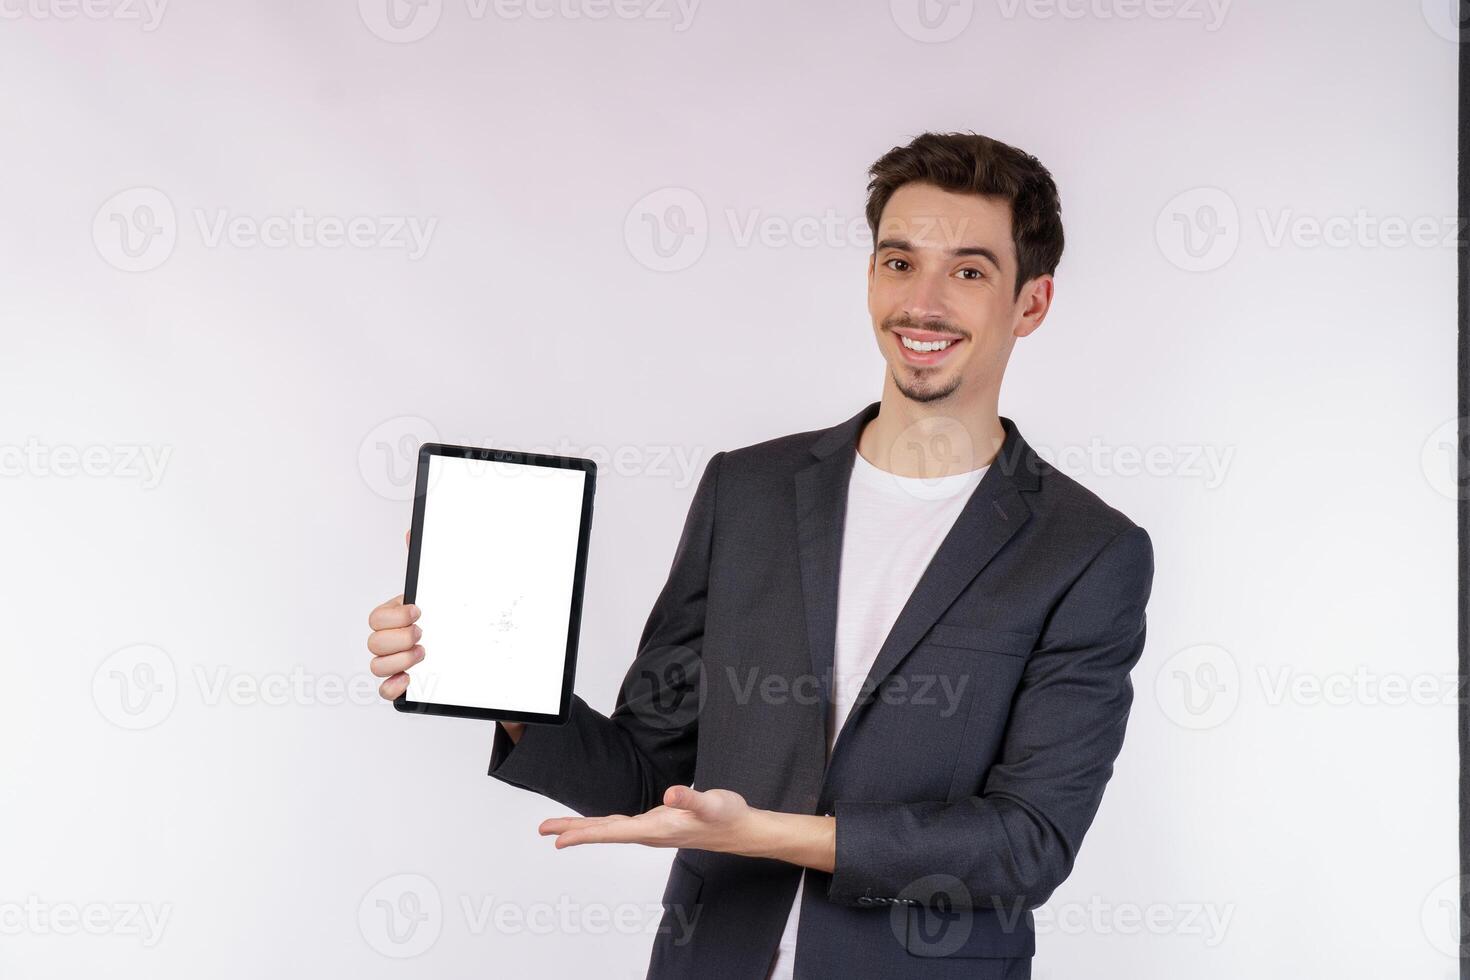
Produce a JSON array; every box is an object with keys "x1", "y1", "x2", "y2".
[{"x1": 856, "y1": 385, "x2": 1006, "y2": 480}]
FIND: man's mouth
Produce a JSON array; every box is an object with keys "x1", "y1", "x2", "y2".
[{"x1": 892, "y1": 328, "x2": 965, "y2": 367}]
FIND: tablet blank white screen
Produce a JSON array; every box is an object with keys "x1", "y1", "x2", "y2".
[{"x1": 409, "y1": 455, "x2": 587, "y2": 715}]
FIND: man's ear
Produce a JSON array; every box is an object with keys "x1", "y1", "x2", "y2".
[{"x1": 1013, "y1": 274, "x2": 1054, "y2": 339}]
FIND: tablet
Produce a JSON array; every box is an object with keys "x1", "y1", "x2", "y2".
[{"x1": 395, "y1": 443, "x2": 595, "y2": 725}]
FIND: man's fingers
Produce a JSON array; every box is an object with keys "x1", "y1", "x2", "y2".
[
  {"x1": 546, "y1": 817, "x2": 654, "y2": 849},
  {"x1": 367, "y1": 622, "x2": 423, "y2": 656},
  {"x1": 368, "y1": 595, "x2": 420, "y2": 631},
  {"x1": 539, "y1": 815, "x2": 630, "y2": 836},
  {"x1": 405, "y1": 529, "x2": 410, "y2": 549},
  {"x1": 370, "y1": 645, "x2": 424, "y2": 678},
  {"x1": 369, "y1": 583, "x2": 422, "y2": 701},
  {"x1": 379, "y1": 672, "x2": 410, "y2": 700}
]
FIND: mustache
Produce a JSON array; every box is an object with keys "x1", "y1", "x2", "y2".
[{"x1": 883, "y1": 315, "x2": 966, "y2": 338}]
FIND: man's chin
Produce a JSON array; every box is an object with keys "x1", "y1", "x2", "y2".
[{"x1": 892, "y1": 368, "x2": 961, "y2": 404}]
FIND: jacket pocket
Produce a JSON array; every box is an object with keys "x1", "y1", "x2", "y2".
[
  {"x1": 923, "y1": 623, "x2": 1037, "y2": 658},
  {"x1": 904, "y1": 904, "x2": 1036, "y2": 959},
  {"x1": 659, "y1": 855, "x2": 705, "y2": 948}
]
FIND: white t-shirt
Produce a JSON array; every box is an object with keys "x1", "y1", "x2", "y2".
[{"x1": 765, "y1": 448, "x2": 989, "y2": 980}]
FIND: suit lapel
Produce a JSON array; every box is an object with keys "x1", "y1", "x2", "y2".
[
  {"x1": 794, "y1": 403, "x2": 1041, "y2": 756},
  {"x1": 794, "y1": 402, "x2": 880, "y2": 749}
]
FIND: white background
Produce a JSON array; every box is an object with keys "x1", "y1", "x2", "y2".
[{"x1": 0, "y1": 1, "x2": 1459, "y2": 977}]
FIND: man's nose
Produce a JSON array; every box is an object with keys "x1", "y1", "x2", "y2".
[{"x1": 902, "y1": 269, "x2": 950, "y2": 322}]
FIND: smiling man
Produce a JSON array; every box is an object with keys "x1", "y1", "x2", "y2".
[{"x1": 367, "y1": 131, "x2": 1155, "y2": 979}]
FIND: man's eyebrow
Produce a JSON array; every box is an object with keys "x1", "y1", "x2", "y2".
[{"x1": 874, "y1": 238, "x2": 1002, "y2": 270}]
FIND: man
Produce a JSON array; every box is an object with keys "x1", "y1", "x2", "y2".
[{"x1": 367, "y1": 132, "x2": 1155, "y2": 979}]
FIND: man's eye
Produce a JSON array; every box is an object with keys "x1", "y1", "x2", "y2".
[
  {"x1": 956, "y1": 268, "x2": 983, "y2": 281},
  {"x1": 884, "y1": 258, "x2": 910, "y2": 272}
]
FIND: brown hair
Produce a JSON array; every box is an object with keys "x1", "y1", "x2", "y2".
[{"x1": 865, "y1": 132, "x2": 1064, "y2": 300}]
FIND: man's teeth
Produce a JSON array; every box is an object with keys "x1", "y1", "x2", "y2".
[{"x1": 901, "y1": 335, "x2": 954, "y2": 353}]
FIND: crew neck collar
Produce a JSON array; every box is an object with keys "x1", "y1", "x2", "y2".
[{"x1": 850, "y1": 448, "x2": 989, "y2": 500}]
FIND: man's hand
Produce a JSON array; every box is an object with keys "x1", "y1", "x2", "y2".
[
  {"x1": 538, "y1": 786, "x2": 836, "y2": 872},
  {"x1": 539, "y1": 786, "x2": 755, "y2": 853},
  {"x1": 366, "y1": 592, "x2": 423, "y2": 701},
  {"x1": 365, "y1": 531, "x2": 525, "y2": 744}
]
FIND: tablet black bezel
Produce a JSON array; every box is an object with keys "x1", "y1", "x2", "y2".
[{"x1": 394, "y1": 442, "x2": 595, "y2": 726}]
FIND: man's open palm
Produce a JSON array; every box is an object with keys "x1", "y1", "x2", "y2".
[{"x1": 539, "y1": 786, "x2": 756, "y2": 854}]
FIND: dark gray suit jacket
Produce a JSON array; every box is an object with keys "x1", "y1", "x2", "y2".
[{"x1": 488, "y1": 401, "x2": 1155, "y2": 979}]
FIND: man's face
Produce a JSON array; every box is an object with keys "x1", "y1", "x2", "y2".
[{"x1": 867, "y1": 182, "x2": 1049, "y2": 406}]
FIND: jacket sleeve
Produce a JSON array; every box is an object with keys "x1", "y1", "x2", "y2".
[
  {"x1": 486, "y1": 450, "x2": 724, "y2": 817},
  {"x1": 827, "y1": 523, "x2": 1155, "y2": 910}
]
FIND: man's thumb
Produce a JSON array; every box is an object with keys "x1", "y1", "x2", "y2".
[{"x1": 665, "y1": 785, "x2": 702, "y2": 812}]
